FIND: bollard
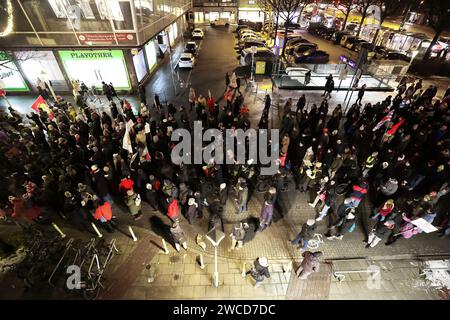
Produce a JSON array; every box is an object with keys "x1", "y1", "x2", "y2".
[
  {"x1": 241, "y1": 262, "x2": 246, "y2": 278},
  {"x1": 51, "y1": 222, "x2": 66, "y2": 238},
  {"x1": 128, "y1": 226, "x2": 138, "y2": 242},
  {"x1": 91, "y1": 222, "x2": 103, "y2": 238},
  {"x1": 161, "y1": 238, "x2": 169, "y2": 254},
  {"x1": 199, "y1": 253, "x2": 205, "y2": 269}
]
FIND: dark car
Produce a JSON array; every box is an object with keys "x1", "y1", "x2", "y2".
[
  {"x1": 239, "y1": 39, "x2": 266, "y2": 51},
  {"x1": 283, "y1": 21, "x2": 301, "y2": 31},
  {"x1": 238, "y1": 19, "x2": 262, "y2": 31},
  {"x1": 383, "y1": 51, "x2": 410, "y2": 62},
  {"x1": 333, "y1": 31, "x2": 351, "y2": 44},
  {"x1": 291, "y1": 43, "x2": 318, "y2": 57},
  {"x1": 321, "y1": 28, "x2": 338, "y2": 40},
  {"x1": 349, "y1": 39, "x2": 369, "y2": 51},
  {"x1": 294, "y1": 49, "x2": 329, "y2": 64},
  {"x1": 184, "y1": 42, "x2": 198, "y2": 55},
  {"x1": 343, "y1": 36, "x2": 359, "y2": 49}
]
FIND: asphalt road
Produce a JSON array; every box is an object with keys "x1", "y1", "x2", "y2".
[{"x1": 144, "y1": 26, "x2": 240, "y2": 106}]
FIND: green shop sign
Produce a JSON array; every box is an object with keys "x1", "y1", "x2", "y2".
[
  {"x1": 0, "y1": 51, "x2": 29, "y2": 92},
  {"x1": 58, "y1": 50, "x2": 131, "y2": 90}
]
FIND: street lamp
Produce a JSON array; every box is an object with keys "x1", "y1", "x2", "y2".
[
  {"x1": 205, "y1": 227, "x2": 225, "y2": 288},
  {"x1": 40, "y1": 69, "x2": 57, "y2": 101}
]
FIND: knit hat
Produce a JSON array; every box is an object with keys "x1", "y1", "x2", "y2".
[
  {"x1": 220, "y1": 183, "x2": 226, "y2": 190},
  {"x1": 91, "y1": 165, "x2": 99, "y2": 172},
  {"x1": 103, "y1": 166, "x2": 110, "y2": 172},
  {"x1": 307, "y1": 219, "x2": 315, "y2": 226},
  {"x1": 146, "y1": 183, "x2": 152, "y2": 190},
  {"x1": 258, "y1": 257, "x2": 269, "y2": 268}
]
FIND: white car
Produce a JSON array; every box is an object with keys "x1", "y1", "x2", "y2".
[
  {"x1": 192, "y1": 28, "x2": 204, "y2": 39},
  {"x1": 285, "y1": 67, "x2": 310, "y2": 82},
  {"x1": 178, "y1": 53, "x2": 195, "y2": 68},
  {"x1": 240, "y1": 31, "x2": 259, "y2": 39}
]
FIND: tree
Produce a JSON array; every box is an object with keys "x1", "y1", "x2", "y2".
[
  {"x1": 369, "y1": 0, "x2": 406, "y2": 44},
  {"x1": 261, "y1": 0, "x2": 306, "y2": 56},
  {"x1": 0, "y1": 51, "x2": 45, "y2": 71},
  {"x1": 333, "y1": 0, "x2": 358, "y2": 31},
  {"x1": 423, "y1": 0, "x2": 450, "y2": 60},
  {"x1": 355, "y1": 0, "x2": 372, "y2": 37}
]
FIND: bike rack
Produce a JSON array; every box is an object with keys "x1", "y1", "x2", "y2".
[
  {"x1": 333, "y1": 269, "x2": 380, "y2": 282},
  {"x1": 48, "y1": 238, "x2": 74, "y2": 287}
]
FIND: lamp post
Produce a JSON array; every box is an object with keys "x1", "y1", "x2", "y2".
[
  {"x1": 40, "y1": 70, "x2": 57, "y2": 101},
  {"x1": 206, "y1": 228, "x2": 225, "y2": 288}
]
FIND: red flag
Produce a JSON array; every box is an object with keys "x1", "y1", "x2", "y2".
[
  {"x1": 31, "y1": 95, "x2": 54, "y2": 120},
  {"x1": 386, "y1": 119, "x2": 405, "y2": 136}
]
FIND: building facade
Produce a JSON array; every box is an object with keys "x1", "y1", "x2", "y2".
[{"x1": 0, "y1": 0, "x2": 192, "y2": 93}]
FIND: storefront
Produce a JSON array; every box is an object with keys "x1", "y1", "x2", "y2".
[
  {"x1": 14, "y1": 51, "x2": 68, "y2": 92},
  {"x1": 58, "y1": 50, "x2": 131, "y2": 90},
  {"x1": 0, "y1": 51, "x2": 29, "y2": 92},
  {"x1": 238, "y1": 8, "x2": 264, "y2": 22}
]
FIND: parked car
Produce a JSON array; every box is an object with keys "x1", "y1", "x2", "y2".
[
  {"x1": 285, "y1": 38, "x2": 314, "y2": 54},
  {"x1": 320, "y1": 27, "x2": 338, "y2": 40},
  {"x1": 239, "y1": 39, "x2": 266, "y2": 51},
  {"x1": 283, "y1": 21, "x2": 301, "y2": 31},
  {"x1": 240, "y1": 30, "x2": 259, "y2": 39},
  {"x1": 184, "y1": 41, "x2": 198, "y2": 55},
  {"x1": 348, "y1": 38, "x2": 368, "y2": 51},
  {"x1": 341, "y1": 35, "x2": 357, "y2": 48},
  {"x1": 383, "y1": 51, "x2": 410, "y2": 62},
  {"x1": 238, "y1": 19, "x2": 262, "y2": 31},
  {"x1": 211, "y1": 17, "x2": 229, "y2": 27},
  {"x1": 240, "y1": 47, "x2": 275, "y2": 66},
  {"x1": 294, "y1": 49, "x2": 329, "y2": 63},
  {"x1": 291, "y1": 43, "x2": 318, "y2": 57},
  {"x1": 178, "y1": 53, "x2": 195, "y2": 68},
  {"x1": 192, "y1": 28, "x2": 204, "y2": 39},
  {"x1": 333, "y1": 31, "x2": 351, "y2": 44}
]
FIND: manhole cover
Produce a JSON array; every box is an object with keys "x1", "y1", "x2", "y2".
[{"x1": 170, "y1": 255, "x2": 180, "y2": 263}]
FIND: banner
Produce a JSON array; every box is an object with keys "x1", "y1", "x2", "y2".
[{"x1": 31, "y1": 95, "x2": 54, "y2": 120}]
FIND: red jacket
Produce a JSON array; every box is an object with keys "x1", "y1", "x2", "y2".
[
  {"x1": 94, "y1": 202, "x2": 112, "y2": 221},
  {"x1": 167, "y1": 199, "x2": 179, "y2": 219},
  {"x1": 119, "y1": 178, "x2": 134, "y2": 193}
]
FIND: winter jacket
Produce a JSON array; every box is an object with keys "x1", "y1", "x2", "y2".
[
  {"x1": 260, "y1": 203, "x2": 274, "y2": 225},
  {"x1": 92, "y1": 171, "x2": 110, "y2": 197},
  {"x1": 170, "y1": 224, "x2": 186, "y2": 243},
  {"x1": 251, "y1": 259, "x2": 271, "y2": 281},
  {"x1": 300, "y1": 223, "x2": 317, "y2": 241},
  {"x1": 94, "y1": 202, "x2": 112, "y2": 222},
  {"x1": 231, "y1": 224, "x2": 246, "y2": 241},
  {"x1": 219, "y1": 187, "x2": 228, "y2": 205},
  {"x1": 300, "y1": 251, "x2": 321, "y2": 274},
  {"x1": 380, "y1": 180, "x2": 398, "y2": 196},
  {"x1": 350, "y1": 183, "x2": 368, "y2": 202},
  {"x1": 125, "y1": 193, "x2": 141, "y2": 216},
  {"x1": 167, "y1": 199, "x2": 179, "y2": 220},
  {"x1": 237, "y1": 187, "x2": 248, "y2": 206}
]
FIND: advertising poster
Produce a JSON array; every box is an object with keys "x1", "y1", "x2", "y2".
[
  {"x1": 58, "y1": 50, "x2": 131, "y2": 90},
  {"x1": 132, "y1": 49, "x2": 148, "y2": 82},
  {"x1": 0, "y1": 51, "x2": 29, "y2": 92},
  {"x1": 144, "y1": 40, "x2": 158, "y2": 73}
]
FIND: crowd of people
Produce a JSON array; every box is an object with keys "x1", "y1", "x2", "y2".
[{"x1": 1, "y1": 72, "x2": 450, "y2": 286}]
